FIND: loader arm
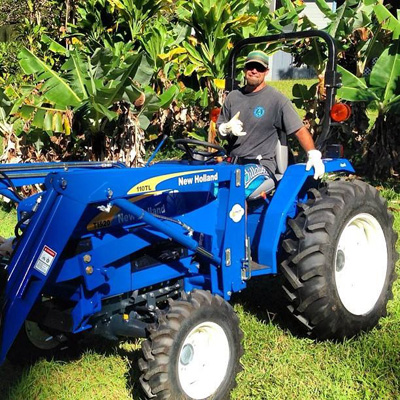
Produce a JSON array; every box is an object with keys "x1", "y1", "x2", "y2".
[{"x1": 0, "y1": 162, "x2": 248, "y2": 362}]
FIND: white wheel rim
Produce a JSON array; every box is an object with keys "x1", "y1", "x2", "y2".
[
  {"x1": 335, "y1": 213, "x2": 387, "y2": 315},
  {"x1": 178, "y1": 321, "x2": 230, "y2": 399}
]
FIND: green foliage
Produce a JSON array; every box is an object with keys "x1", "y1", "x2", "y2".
[
  {"x1": 292, "y1": 0, "x2": 384, "y2": 75},
  {"x1": 73, "y1": 0, "x2": 170, "y2": 48},
  {"x1": 333, "y1": 5, "x2": 400, "y2": 178},
  {"x1": 9, "y1": 43, "x2": 160, "y2": 136},
  {"x1": 172, "y1": 0, "x2": 305, "y2": 107},
  {"x1": 338, "y1": 39, "x2": 400, "y2": 113},
  {"x1": 0, "y1": 42, "x2": 24, "y2": 85},
  {"x1": 287, "y1": 0, "x2": 400, "y2": 178},
  {"x1": 374, "y1": 2, "x2": 400, "y2": 39}
]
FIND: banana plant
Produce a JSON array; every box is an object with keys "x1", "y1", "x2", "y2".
[
  {"x1": 373, "y1": 1, "x2": 400, "y2": 39},
  {"x1": 292, "y1": 0, "x2": 384, "y2": 76},
  {"x1": 73, "y1": 0, "x2": 170, "y2": 49},
  {"x1": 14, "y1": 43, "x2": 151, "y2": 132},
  {"x1": 108, "y1": 0, "x2": 167, "y2": 42},
  {"x1": 139, "y1": 20, "x2": 190, "y2": 92},
  {"x1": 291, "y1": 0, "x2": 394, "y2": 163},
  {"x1": 3, "y1": 38, "x2": 179, "y2": 164},
  {"x1": 337, "y1": 36, "x2": 400, "y2": 178},
  {"x1": 174, "y1": 0, "x2": 304, "y2": 106}
]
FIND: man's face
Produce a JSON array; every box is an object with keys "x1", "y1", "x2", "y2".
[{"x1": 244, "y1": 62, "x2": 268, "y2": 87}]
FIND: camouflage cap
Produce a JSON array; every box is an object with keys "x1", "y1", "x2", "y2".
[{"x1": 244, "y1": 51, "x2": 269, "y2": 68}]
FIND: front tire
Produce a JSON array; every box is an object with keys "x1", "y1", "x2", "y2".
[
  {"x1": 281, "y1": 180, "x2": 398, "y2": 339},
  {"x1": 139, "y1": 290, "x2": 243, "y2": 400}
]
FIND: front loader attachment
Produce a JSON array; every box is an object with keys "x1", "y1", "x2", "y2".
[{"x1": 0, "y1": 162, "x2": 248, "y2": 362}]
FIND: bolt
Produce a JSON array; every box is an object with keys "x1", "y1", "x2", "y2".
[
  {"x1": 83, "y1": 254, "x2": 92, "y2": 263},
  {"x1": 60, "y1": 178, "x2": 67, "y2": 190},
  {"x1": 227, "y1": 291, "x2": 232, "y2": 296},
  {"x1": 107, "y1": 188, "x2": 113, "y2": 199},
  {"x1": 85, "y1": 266, "x2": 94, "y2": 275}
]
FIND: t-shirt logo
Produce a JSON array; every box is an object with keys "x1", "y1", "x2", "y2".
[{"x1": 253, "y1": 106, "x2": 265, "y2": 118}]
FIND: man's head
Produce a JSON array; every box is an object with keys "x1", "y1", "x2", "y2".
[{"x1": 244, "y1": 51, "x2": 269, "y2": 91}]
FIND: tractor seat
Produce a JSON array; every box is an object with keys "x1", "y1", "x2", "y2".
[{"x1": 245, "y1": 138, "x2": 288, "y2": 200}]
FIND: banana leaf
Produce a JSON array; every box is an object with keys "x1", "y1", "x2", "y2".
[
  {"x1": 337, "y1": 65, "x2": 379, "y2": 102},
  {"x1": 374, "y1": 4, "x2": 400, "y2": 39},
  {"x1": 369, "y1": 40, "x2": 400, "y2": 108},
  {"x1": 0, "y1": 88, "x2": 12, "y2": 117},
  {"x1": 19, "y1": 48, "x2": 82, "y2": 108}
]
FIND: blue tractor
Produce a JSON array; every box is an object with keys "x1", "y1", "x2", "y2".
[{"x1": 0, "y1": 31, "x2": 397, "y2": 399}]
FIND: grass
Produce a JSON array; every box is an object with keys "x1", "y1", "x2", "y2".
[
  {"x1": 269, "y1": 78, "x2": 315, "y2": 98},
  {"x1": 0, "y1": 188, "x2": 398, "y2": 400}
]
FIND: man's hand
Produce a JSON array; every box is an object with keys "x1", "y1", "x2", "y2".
[
  {"x1": 306, "y1": 150, "x2": 325, "y2": 180},
  {"x1": 219, "y1": 112, "x2": 247, "y2": 137}
]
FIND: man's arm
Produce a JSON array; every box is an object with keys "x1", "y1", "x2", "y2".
[
  {"x1": 294, "y1": 126, "x2": 325, "y2": 179},
  {"x1": 294, "y1": 126, "x2": 316, "y2": 152}
]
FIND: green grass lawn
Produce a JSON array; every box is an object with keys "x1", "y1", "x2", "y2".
[{"x1": 0, "y1": 188, "x2": 398, "y2": 400}]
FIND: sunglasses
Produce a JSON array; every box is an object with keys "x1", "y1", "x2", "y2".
[{"x1": 245, "y1": 62, "x2": 268, "y2": 72}]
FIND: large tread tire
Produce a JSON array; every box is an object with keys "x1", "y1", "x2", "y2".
[
  {"x1": 139, "y1": 290, "x2": 243, "y2": 400},
  {"x1": 280, "y1": 180, "x2": 398, "y2": 340}
]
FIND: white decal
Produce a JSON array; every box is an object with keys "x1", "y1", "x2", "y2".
[
  {"x1": 229, "y1": 204, "x2": 244, "y2": 223},
  {"x1": 97, "y1": 204, "x2": 112, "y2": 213},
  {"x1": 34, "y1": 245, "x2": 57, "y2": 276},
  {"x1": 340, "y1": 163, "x2": 347, "y2": 168},
  {"x1": 178, "y1": 172, "x2": 218, "y2": 186}
]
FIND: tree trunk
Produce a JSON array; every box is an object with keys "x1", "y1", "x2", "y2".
[{"x1": 365, "y1": 112, "x2": 400, "y2": 179}]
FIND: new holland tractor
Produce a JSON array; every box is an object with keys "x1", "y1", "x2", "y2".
[{"x1": 0, "y1": 31, "x2": 397, "y2": 400}]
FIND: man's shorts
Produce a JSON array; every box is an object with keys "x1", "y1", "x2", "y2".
[{"x1": 244, "y1": 164, "x2": 272, "y2": 198}]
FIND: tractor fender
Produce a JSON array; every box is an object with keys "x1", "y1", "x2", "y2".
[{"x1": 255, "y1": 158, "x2": 355, "y2": 273}]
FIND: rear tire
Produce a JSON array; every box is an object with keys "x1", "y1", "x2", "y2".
[
  {"x1": 139, "y1": 290, "x2": 243, "y2": 399},
  {"x1": 280, "y1": 180, "x2": 398, "y2": 339}
]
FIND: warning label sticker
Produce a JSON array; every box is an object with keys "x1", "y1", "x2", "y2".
[{"x1": 34, "y1": 245, "x2": 57, "y2": 276}]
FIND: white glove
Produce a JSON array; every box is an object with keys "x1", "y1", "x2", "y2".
[
  {"x1": 306, "y1": 149, "x2": 325, "y2": 180},
  {"x1": 219, "y1": 111, "x2": 247, "y2": 137}
]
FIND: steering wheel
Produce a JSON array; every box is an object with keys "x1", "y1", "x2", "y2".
[{"x1": 174, "y1": 139, "x2": 226, "y2": 162}]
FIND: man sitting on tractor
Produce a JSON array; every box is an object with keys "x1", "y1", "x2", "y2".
[{"x1": 216, "y1": 50, "x2": 324, "y2": 195}]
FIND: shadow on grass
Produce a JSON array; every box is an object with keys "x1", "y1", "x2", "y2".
[
  {"x1": 0, "y1": 361, "x2": 25, "y2": 399},
  {"x1": 231, "y1": 274, "x2": 308, "y2": 338},
  {"x1": 0, "y1": 335, "x2": 146, "y2": 400},
  {"x1": 58, "y1": 336, "x2": 146, "y2": 399},
  {"x1": 0, "y1": 201, "x2": 15, "y2": 214}
]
